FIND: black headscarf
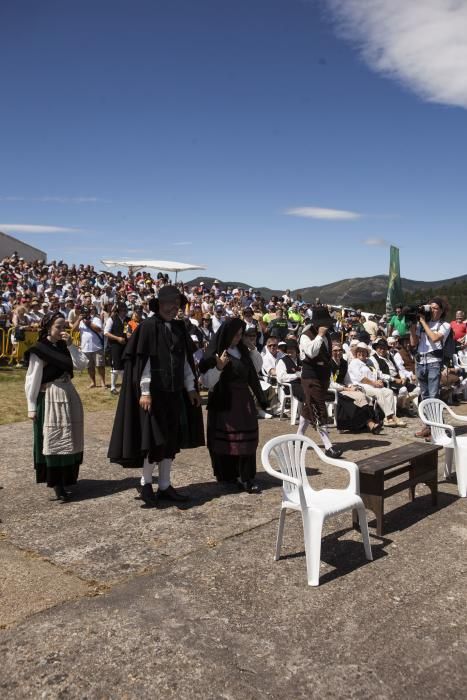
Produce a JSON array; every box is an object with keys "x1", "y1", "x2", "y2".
[
  {"x1": 26, "y1": 312, "x2": 74, "y2": 380},
  {"x1": 201, "y1": 317, "x2": 245, "y2": 368},
  {"x1": 39, "y1": 311, "x2": 66, "y2": 340},
  {"x1": 199, "y1": 318, "x2": 266, "y2": 411}
]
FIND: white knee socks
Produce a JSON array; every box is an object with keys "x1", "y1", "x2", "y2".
[
  {"x1": 140, "y1": 457, "x2": 172, "y2": 489},
  {"x1": 297, "y1": 416, "x2": 333, "y2": 450},
  {"x1": 158, "y1": 458, "x2": 172, "y2": 491},
  {"x1": 141, "y1": 458, "x2": 155, "y2": 486},
  {"x1": 317, "y1": 426, "x2": 333, "y2": 450},
  {"x1": 111, "y1": 370, "x2": 124, "y2": 390}
]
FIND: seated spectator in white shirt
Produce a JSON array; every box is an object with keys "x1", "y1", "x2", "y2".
[
  {"x1": 388, "y1": 336, "x2": 417, "y2": 382},
  {"x1": 348, "y1": 343, "x2": 406, "y2": 427},
  {"x1": 276, "y1": 338, "x2": 304, "y2": 401},
  {"x1": 261, "y1": 336, "x2": 284, "y2": 381},
  {"x1": 369, "y1": 338, "x2": 419, "y2": 415},
  {"x1": 243, "y1": 326, "x2": 263, "y2": 374},
  {"x1": 344, "y1": 338, "x2": 359, "y2": 363}
]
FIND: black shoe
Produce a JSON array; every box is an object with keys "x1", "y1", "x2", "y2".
[
  {"x1": 157, "y1": 484, "x2": 189, "y2": 503},
  {"x1": 140, "y1": 483, "x2": 158, "y2": 507},
  {"x1": 237, "y1": 480, "x2": 262, "y2": 494},
  {"x1": 325, "y1": 447, "x2": 343, "y2": 459},
  {"x1": 53, "y1": 484, "x2": 71, "y2": 501}
]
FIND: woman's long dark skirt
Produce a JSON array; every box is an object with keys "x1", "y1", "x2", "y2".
[
  {"x1": 33, "y1": 392, "x2": 82, "y2": 487},
  {"x1": 207, "y1": 383, "x2": 258, "y2": 483},
  {"x1": 335, "y1": 394, "x2": 373, "y2": 432}
]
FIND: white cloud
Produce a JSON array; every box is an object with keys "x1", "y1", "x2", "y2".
[
  {"x1": 363, "y1": 237, "x2": 391, "y2": 246},
  {"x1": 173, "y1": 241, "x2": 193, "y2": 246},
  {"x1": 0, "y1": 196, "x2": 108, "y2": 203},
  {"x1": 285, "y1": 206, "x2": 362, "y2": 220},
  {"x1": 0, "y1": 224, "x2": 82, "y2": 234},
  {"x1": 324, "y1": 0, "x2": 467, "y2": 109},
  {"x1": 35, "y1": 196, "x2": 108, "y2": 203}
]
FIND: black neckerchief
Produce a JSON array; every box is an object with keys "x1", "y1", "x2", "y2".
[{"x1": 26, "y1": 339, "x2": 74, "y2": 381}]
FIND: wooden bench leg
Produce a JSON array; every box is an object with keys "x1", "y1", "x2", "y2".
[
  {"x1": 427, "y1": 478, "x2": 438, "y2": 505},
  {"x1": 358, "y1": 494, "x2": 384, "y2": 536},
  {"x1": 374, "y1": 497, "x2": 384, "y2": 537}
]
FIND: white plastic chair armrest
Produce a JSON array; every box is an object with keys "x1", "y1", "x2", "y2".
[
  {"x1": 312, "y1": 444, "x2": 359, "y2": 492},
  {"x1": 262, "y1": 463, "x2": 300, "y2": 487},
  {"x1": 425, "y1": 421, "x2": 455, "y2": 438},
  {"x1": 445, "y1": 406, "x2": 467, "y2": 423}
]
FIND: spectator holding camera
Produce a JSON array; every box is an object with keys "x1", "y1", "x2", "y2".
[
  {"x1": 71, "y1": 304, "x2": 106, "y2": 389},
  {"x1": 410, "y1": 297, "x2": 451, "y2": 438}
]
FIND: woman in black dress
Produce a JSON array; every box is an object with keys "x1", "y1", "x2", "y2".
[
  {"x1": 199, "y1": 318, "x2": 267, "y2": 493},
  {"x1": 25, "y1": 313, "x2": 88, "y2": 500}
]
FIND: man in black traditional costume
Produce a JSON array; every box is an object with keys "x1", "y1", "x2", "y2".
[
  {"x1": 297, "y1": 306, "x2": 344, "y2": 458},
  {"x1": 108, "y1": 286, "x2": 204, "y2": 507}
]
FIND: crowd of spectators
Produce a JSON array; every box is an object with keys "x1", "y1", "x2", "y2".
[{"x1": 2, "y1": 252, "x2": 467, "y2": 420}]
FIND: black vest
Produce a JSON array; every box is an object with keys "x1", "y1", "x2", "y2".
[
  {"x1": 301, "y1": 330, "x2": 332, "y2": 380},
  {"x1": 373, "y1": 353, "x2": 398, "y2": 378},
  {"x1": 108, "y1": 315, "x2": 126, "y2": 344},
  {"x1": 331, "y1": 357, "x2": 348, "y2": 385},
  {"x1": 280, "y1": 354, "x2": 300, "y2": 376}
]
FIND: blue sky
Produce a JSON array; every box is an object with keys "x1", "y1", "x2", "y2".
[{"x1": 1, "y1": 0, "x2": 466, "y2": 288}]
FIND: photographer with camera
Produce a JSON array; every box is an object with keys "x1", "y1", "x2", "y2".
[
  {"x1": 409, "y1": 297, "x2": 451, "y2": 438},
  {"x1": 71, "y1": 304, "x2": 106, "y2": 389}
]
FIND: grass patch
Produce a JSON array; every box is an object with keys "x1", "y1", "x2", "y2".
[{"x1": 0, "y1": 366, "x2": 119, "y2": 426}]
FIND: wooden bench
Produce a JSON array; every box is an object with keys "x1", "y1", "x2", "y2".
[{"x1": 352, "y1": 442, "x2": 441, "y2": 536}]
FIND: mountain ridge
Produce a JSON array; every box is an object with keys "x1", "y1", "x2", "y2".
[{"x1": 185, "y1": 273, "x2": 467, "y2": 306}]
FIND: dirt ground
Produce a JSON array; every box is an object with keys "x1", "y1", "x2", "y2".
[{"x1": 1, "y1": 407, "x2": 466, "y2": 699}]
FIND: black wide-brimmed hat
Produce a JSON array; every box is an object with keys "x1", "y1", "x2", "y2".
[
  {"x1": 309, "y1": 305, "x2": 334, "y2": 328},
  {"x1": 285, "y1": 338, "x2": 299, "y2": 351},
  {"x1": 155, "y1": 285, "x2": 188, "y2": 309}
]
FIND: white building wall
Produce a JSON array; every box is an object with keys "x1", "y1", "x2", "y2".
[{"x1": 0, "y1": 232, "x2": 46, "y2": 262}]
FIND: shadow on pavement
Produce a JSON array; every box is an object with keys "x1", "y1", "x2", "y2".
[
  {"x1": 337, "y1": 438, "x2": 392, "y2": 452},
  {"x1": 278, "y1": 525, "x2": 391, "y2": 585},
  {"x1": 370, "y1": 490, "x2": 459, "y2": 535},
  {"x1": 70, "y1": 477, "x2": 139, "y2": 502}
]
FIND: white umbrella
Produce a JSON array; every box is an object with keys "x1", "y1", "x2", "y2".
[{"x1": 101, "y1": 259, "x2": 207, "y2": 281}]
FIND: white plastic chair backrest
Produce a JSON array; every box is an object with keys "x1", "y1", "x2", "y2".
[
  {"x1": 267, "y1": 436, "x2": 309, "y2": 500},
  {"x1": 419, "y1": 399, "x2": 454, "y2": 446},
  {"x1": 264, "y1": 434, "x2": 337, "y2": 503}
]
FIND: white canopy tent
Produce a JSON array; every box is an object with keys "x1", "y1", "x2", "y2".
[{"x1": 101, "y1": 259, "x2": 207, "y2": 281}]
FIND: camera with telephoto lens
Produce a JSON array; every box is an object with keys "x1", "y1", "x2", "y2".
[{"x1": 403, "y1": 303, "x2": 431, "y2": 324}]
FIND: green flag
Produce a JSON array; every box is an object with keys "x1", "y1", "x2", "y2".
[{"x1": 386, "y1": 245, "x2": 403, "y2": 317}]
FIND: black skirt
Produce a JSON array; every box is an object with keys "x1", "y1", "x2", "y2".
[
  {"x1": 335, "y1": 394, "x2": 374, "y2": 432},
  {"x1": 207, "y1": 383, "x2": 258, "y2": 482}
]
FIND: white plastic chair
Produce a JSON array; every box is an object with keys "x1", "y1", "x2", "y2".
[
  {"x1": 453, "y1": 352, "x2": 467, "y2": 369},
  {"x1": 261, "y1": 434, "x2": 373, "y2": 586},
  {"x1": 325, "y1": 388, "x2": 339, "y2": 427},
  {"x1": 277, "y1": 383, "x2": 302, "y2": 425},
  {"x1": 418, "y1": 399, "x2": 467, "y2": 498}
]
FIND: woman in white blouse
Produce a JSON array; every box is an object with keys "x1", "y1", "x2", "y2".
[{"x1": 25, "y1": 312, "x2": 88, "y2": 501}]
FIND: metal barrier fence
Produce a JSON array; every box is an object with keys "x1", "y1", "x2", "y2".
[{"x1": 0, "y1": 328, "x2": 81, "y2": 366}]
